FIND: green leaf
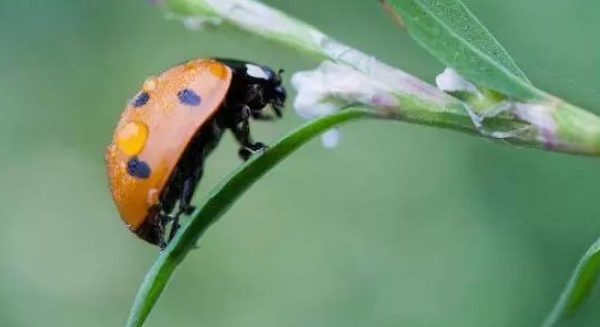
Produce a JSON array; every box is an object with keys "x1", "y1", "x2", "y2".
[
  {"x1": 383, "y1": 0, "x2": 546, "y2": 101},
  {"x1": 124, "y1": 108, "x2": 378, "y2": 327},
  {"x1": 542, "y1": 237, "x2": 600, "y2": 327}
]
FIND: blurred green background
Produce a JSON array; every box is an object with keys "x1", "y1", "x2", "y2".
[{"x1": 1, "y1": 0, "x2": 600, "y2": 326}]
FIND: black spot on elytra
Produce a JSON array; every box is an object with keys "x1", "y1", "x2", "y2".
[
  {"x1": 127, "y1": 157, "x2": 151, "y2": 179},
  {"x1": 132, "y1": 91, "x2": 150, "y2": 107},
  {"x1": 177, "y1": 89, "x2": 201, "y2": 106}
]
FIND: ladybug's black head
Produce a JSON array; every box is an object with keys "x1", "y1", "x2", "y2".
[
  {"x1": 216, "y1": 59, "x2": 287, "y2": 118},
  {"x1": 250, "y1": 65, "x2": 286, "y2": 118},
  {"x1": 268, "y1": 69, "x2": 286, "y2": 117}
]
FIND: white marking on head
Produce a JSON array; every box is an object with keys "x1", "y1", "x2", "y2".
[{"x1": 246, "y1": 64, "x2": 269, "y2": 80}]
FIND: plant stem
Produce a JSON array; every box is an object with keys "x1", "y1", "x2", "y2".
[
  {"x1": 125, "y1": 107, "x2": 379, "y2": 327},
  {"x1": 165, "y1": 0, "x2": 600, "y2": 157},
  {"x1": 542, "y1": 237, "x2": 600, "y2": 327}
]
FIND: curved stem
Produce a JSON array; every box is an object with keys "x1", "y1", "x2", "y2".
[
  {"x1": 542, "y1": 237, "x2": 600, "y2": 327},
  {"x1": 164, "y1": 0, "x2": 600, "y2": 157},
  {"x1": 125, "y1": 107, "x2": 380, "y2": 327}
]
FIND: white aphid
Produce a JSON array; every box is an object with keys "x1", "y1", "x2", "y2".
[
  {"x1": 321, "y1": 129, "x2": 340, "y2": 148},
  {"x1": 435, "y1": 67, "x2": 479, "y2": 93},
  {"x1": 292, "y1": 61, "x2": 396, "y2": 148}
]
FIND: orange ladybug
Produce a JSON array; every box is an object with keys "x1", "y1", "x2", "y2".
[{"x1": 106, "y1": 58, "x2": 286, "y2": 248}]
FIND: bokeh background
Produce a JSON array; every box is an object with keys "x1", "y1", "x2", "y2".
[{"x1": 1, "y1": 0, "x2": 600, "y2": 326}]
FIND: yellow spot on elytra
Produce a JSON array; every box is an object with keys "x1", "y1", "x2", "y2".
[
  {"x1": 206, "y1": 61, "x2": 227, "y2": 80},
  {"x1": 143, "y1": 76, "x2": 158, "y2": 92},
  {"x1": 115, "y1": 121, "x2": 149, "y2": 156}
]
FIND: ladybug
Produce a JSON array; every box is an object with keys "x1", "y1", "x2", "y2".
[{"x1": 105, "y1": 58, "x2": 286, "y2": 248}]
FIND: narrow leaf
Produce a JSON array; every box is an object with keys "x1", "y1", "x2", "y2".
[
  {"x1": 383, "y1": 0, "x2": 546, "y2": 101},
  {"x1": 125, "y1": 108, "x2": 377, "y2": 327},
  {"x1": 542, "y1": 237, "x2": 600, "y2": 327}
]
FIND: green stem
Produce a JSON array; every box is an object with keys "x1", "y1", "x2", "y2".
[
  {"x1": 542, "y1": 237, "x2": 600, "y2": 327},
  {"x1": 165, "y1": 0, "x2": 600, "y2": 157},
  {"x1": 125, "y1": 107, "x2": 379, "y2": 327}
]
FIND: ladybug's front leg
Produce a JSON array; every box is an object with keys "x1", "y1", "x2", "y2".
[{"x1": 227, "y1": 104, "x2": 267, "y2": 160}]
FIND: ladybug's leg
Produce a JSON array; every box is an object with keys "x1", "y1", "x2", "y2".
[
  {"x1": 167, "y1": 212, "x2": 182, "y2": 244},
  {"x1": 158, "y1": 214, "x2": 171, "y2": 249},
  {"x1": 227, "y1": 104, "x2": 267, "y2": 160},
  {"x1": 179, "y1": 149, "x2": 206, "y2": 215},
  {"x1": 166, "y1": 121, "x2": 220, "y2": 243},
  {"x1": 149, "y1": 209, "x2": 173, "y2": 249},
  {"x1": 167, "y1": 161, "x2": 204, "y2": 243}
]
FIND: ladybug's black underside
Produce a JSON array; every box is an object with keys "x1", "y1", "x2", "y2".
[{"x1": 135, "y1": 58, "x2": 286, "y2": 248}]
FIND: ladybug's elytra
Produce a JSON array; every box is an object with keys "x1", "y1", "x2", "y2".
[{"x1": 105, "y1": 58, "x2": 286, "y2": 248}]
